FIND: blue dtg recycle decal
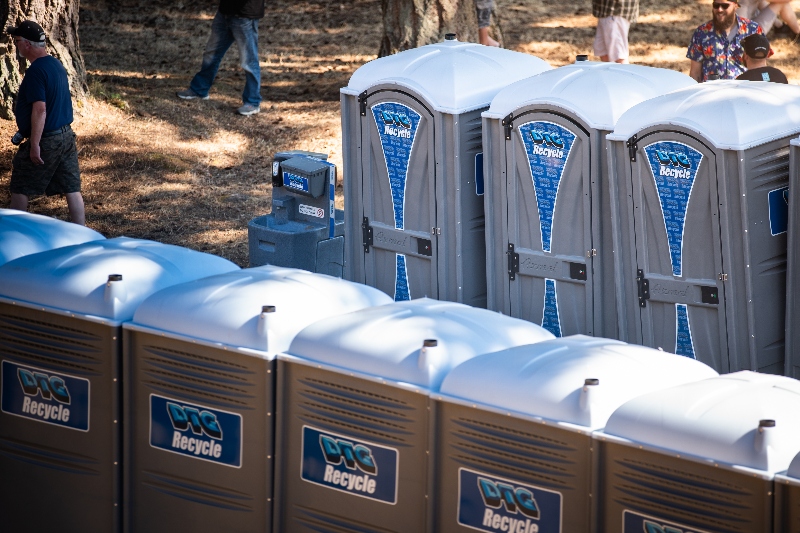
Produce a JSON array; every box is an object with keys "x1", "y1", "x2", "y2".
[
  {"x1": 371, "y1": 102, "x2": 421, "y2": 231},
  {"x1": 542, "y1": 279, "x2": 562, "y2": 338},
  {"x1": 623, "y1": 510, "x2": 709, "y2": 533},
  {"x1": 518, "y1": 121, "x2": 576, "y2": 253},
  {"x1": 457, "y1": 468, "x2": 562, "y2": 533},
  {"x1": 768, "y1": 186, "x2": 789, "y2": 236},
  {"x1": 395, "y1": 253, "x2": 410, "y2": 301},
  {"x1": 301, "y1": 425, "x2": 399, "y2": 504},
  {"x1": 644, "y1": 141, "x2": 704, "y2": 277},
  {"x1": 675, "y1": 304, "x2": 696, "y2": 359}
]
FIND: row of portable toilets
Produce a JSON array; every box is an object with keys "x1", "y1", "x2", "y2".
[
  {"x1": 339, "y1": 35, "x2": 800, "y2": 379},
  {"x1": 3, "y1": 209, "x2": 800, "y2": 533}
]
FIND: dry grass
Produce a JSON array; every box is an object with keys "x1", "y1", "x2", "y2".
[{"x1": 1, "y1": 0, "x2": 798, "y2": 266}]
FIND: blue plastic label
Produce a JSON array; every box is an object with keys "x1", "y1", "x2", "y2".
[
  {"x1": 675, "y1": 304, "x2": 696, "y2": 359},
  {"x1": 395, "y1": 253, "x2": 410, "y2": 301},
  {"x1": 542, "y1": 278, "x2": 562, "y2": 337},
  {"x1": 518, "y1": 121, "x2": 576, "y2": 253},
  {"x1": 476, "y1": 152, "x2": 485, "y2": 196},
  {"x1": 149, "y1": 394, "x2": 242, "y2": 468},
  {"x1": 457, "y1": 468, "x2": 562, "y2": 533},
  {"x1": 768, "y1": 186, "x2": 789, "y2": 236},
  {"x1": 623, "y1": 510, "x2": 709, "y2": 533},
  {"x1": 1, "y1": 360, "x2": 90, "y2": 431},
  {"x1": 372, "y1": 102, "x2": 421, "y2": 230},
  {"x1": 644, "y1": 141, "x2": 704, "y2": 277},
  {"x1": 284, "y1": 172, "x2": 310, "y2": 193},
  {"x1": 301, "y1": 425, "x2": 398, "y2": 504}
]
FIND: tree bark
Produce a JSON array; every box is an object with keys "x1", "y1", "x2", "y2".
[
  {"x1": 0, "y1": 0, "x2": 86, "y2": 120},
  {"x1": 379, "y1": 0, "x2": 504, "y2": 57}
]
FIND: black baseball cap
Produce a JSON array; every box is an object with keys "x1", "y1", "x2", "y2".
[
  {"x1": 742, "y1": 33, "x2": 771, "y2": 59},
  {"x1": 6, "y1": 20, "x2": 46, "y2": 43}
]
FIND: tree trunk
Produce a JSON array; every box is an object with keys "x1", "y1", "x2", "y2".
[
  {"x1": 379, "y1": 0, "x2": 504, "y2": 57},
  {"x1": 0, "y1": 0, "x2": 86, "y2": 120}
]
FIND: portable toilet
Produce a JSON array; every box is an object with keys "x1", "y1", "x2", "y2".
[
  {"x1": 0, "y1": 208, "x2": 104, "y2": 266},
  {"x1": 273, "y1": 299, "x2": 554, "y2": 532},
  {"x1": 482, "y1": 62, "x2": 694, "y2": 338},
  {"x1": 775, "y1": 450, "x2": 800, "y2": 532},
  {"x1": 596, "y1": 371, "x2": 800, "y2": 533},
  {"x1": 431, "y1": 335, "x2": 717, "y2": 533},
  {"x1": 341, "y1": 35, "x2": 551, "y2": 306},
  {"x1": 0, "y1": 238, "x2": 238, "y2": 533},
  {"x1": 784, "y1": 137, "x2": 800, "y2": 378},
  {"x1": 606, "y1": 81, "x2": 800, "y2": 373},
  {"x1": 122, "y1": 266, "x2": 391, "y2": 533}
]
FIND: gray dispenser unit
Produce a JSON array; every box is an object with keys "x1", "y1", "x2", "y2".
[
  {"x1": 607, "y1": 81, "x2": 800, "y2": 373},
  {"x1": 248, "y1": 151, "x2": 345, "y2": 277},
  {"x1": 431, "y1": 335, "x2": 716, "y2": 533},
  {"x1": 482, "y1": 62, "x2": 694, "y2": 338},
  {"x1": 273, "y1": 299, "x2": 554, "y2": 533},
  {"x1": 341, "y1": 36, "x2": 550, "y2": 305},
  {"x1": 596, "y1": 371, "x2": 800, "y2": 533},
  {"x1": 0, "y1": 238, "x2": 238, "y2": 533},
  {"x1": 122, "y1": 266, "x2": 390, "y2": 533}
]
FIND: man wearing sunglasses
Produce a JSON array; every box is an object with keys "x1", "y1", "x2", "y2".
[{"x1": 687, "y1": 0, "x2": 764, "y2": 82}]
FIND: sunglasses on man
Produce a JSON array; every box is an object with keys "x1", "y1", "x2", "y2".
[{"x1": 712, "y1": 2, "x2": 736, "y2": 9}]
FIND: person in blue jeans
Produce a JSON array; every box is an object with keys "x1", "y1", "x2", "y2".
[{"x1": 177, "y1": 0, "x2": 265, "y2": 116}]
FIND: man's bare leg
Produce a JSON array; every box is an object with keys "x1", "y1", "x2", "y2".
[
  {"x1": 9, "y1": 193, "x2": 28, "y2": 212},
  {"x1": 65, "y1": 192, "x2": 85, "y2": 225},
  {"x1": 478, "y1": 27, "x2": 500, "y2": 47}
]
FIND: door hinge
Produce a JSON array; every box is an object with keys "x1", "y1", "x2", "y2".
[
  {"x1": 358, "y1": 90, "x2": 368, "y2": 116},
  {"x1": 362, "y1": 216, "x2": 373, "y2": 253},
  {"x1": 626, "y1": 134, "x2": 638, "y2": 162},
  {"x1": 587, "y1": 249, "x2": 597, "y2": 257},
  {"x1": 637, "y1": 269, "x2": 650, "y2": 308},
  {"x1": 507, "y1": 243, "x2": 520, "y2": 281},
  {"x1": 502, "y1": 113, "x2": 514, "y2": 140},
  {"x1": 718, "y1": 273, "x2": 728, "y2": 281},
  {"x1": 431, "y1": 227, "x2": 441, "y2": 235}
]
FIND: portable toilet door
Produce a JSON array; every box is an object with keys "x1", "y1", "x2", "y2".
[
  {"x1": 341, "y1": 36, "x2": 550, "y2": 305},
  {"x1": 607, "y1": 81, "x2": 800, "y2": 373},
  {"x1": 775, "y1": 451, "x2": 800, "y2": 532},
  {"x1": 483, "y1": 62, "x2": 694, "y2": 338}
]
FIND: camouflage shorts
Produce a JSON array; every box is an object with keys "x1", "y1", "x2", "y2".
[
  {"x1": 10, "y1": 126, "x2": 81, "y2": 197},
  {"x1": 476, "y1": 0, "x2": 494, "y2": 28}
]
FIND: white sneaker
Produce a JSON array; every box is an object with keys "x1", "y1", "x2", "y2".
[{"x1": 176, "y1": 88, "x2": 209, "y2": 100}]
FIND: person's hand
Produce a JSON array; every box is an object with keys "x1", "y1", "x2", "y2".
[{"x1": 29, "y1": 143, "x2": 44, "y2": 165}]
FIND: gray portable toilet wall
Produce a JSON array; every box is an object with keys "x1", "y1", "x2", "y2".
[
  {"x1": 606, "y1": 81, "x2": 800, "y2": 373},
  {"x1": 596, "y1": 371, "x2": 800, "y2": 533},
  {"x1": 341, "y1": 38, "x2": 551, "y2": 306},
  {"x1": 272, "y1": 299, "x2": 554, "y2": 533},
  {"x1": 0, "y1": 238, "x2": 238, "y2": 533},
  {"x1": 785, "y1": 137, "x2": 800, "y2": 378},
  {"x1": 482, "y1": 63, "x2": 694, "y2": 338},
  {"x1": 122, "y1": 266, "x2": 391, "y2": 533},
  {"x1": 0, "y1": 208, "x2": 104, "y2": 266},
  {"x1": 774, "y1": 450, "x2": 800, "y2": 532},
  {"x1": 432, "y1": 335, "x2": 717, "y2": 533}
]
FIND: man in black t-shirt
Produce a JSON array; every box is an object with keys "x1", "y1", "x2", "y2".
[
  {"x1": 736, "y1": 33, "x2": 789, "y2": 83},
  {"x1": 176, "y1": 0, "x2": 266, "y2": 116},
  {"x1": 7, "y1": 20, "x2": 84, "y2": 225}
]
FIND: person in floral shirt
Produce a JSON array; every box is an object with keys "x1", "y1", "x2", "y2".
[{"x1": 687, "y1": 0, "x2": 764, "y2": 82}]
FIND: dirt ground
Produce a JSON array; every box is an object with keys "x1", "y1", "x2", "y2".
[{"x1": 1, "y1": 0, "x2": 799, "y2": 266}]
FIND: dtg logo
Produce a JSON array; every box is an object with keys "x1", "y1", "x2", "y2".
[
  {"x1": 167, "y1": 402, "x2": 222, "y2": 439},
  {"x1": 18, "y1": 368, "x2": 70, "y2": 404},
  {"x1": 380, "y1": 110, "x2": 411, "y2": 129},
  {"x1": 655, "y1": 150, "x2": 691, "y2": 169},
  {"x1": 479, "y1": 477, "x2": 540, "y2": 519},
  {"x1": 529, "y1": 130, "x2": 564, "y2": 149},
  {"x1": 622, "y1": 511, "x2": 708, "y2": 533},
  {"x1": 320, "y1": 435, "x2": 377, "y2": 474}
]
